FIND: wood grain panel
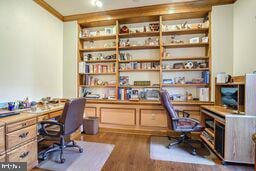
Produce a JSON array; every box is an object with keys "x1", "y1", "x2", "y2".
[
  {"x1": 48, "y1": 110, "x2": 62, "y2": 119},
  {"x1": 225, "y1": 116, "x2": 256, "y2": 164},
  {"x1": 6, "y1": 125, "x2": 37, "y2": 150},
  {"x1": 100, "y1": 108, "x2": 136, "y2": 126},
  {"x1": 6, "y1": 118, "x2": 36, "y2": 133},
  {"x1": 37, "y1": 114, "x2": 49, "y2": 122},
  {"x1": 182, "y1": 110, "x2": 200, "y2": 121},
  {"x1": 0, "y1": 154, "x2": 5, "y2": 162},
  {"x1": 7, "y1": 140, "x2": 37, "y2": 166},
  {"x1": 33, "y1": 0, "x2": 63, "y2": 21},
  {"x1": 0, "y1": 126, "x2": 5, "y2": 154},
  {"x1": 84, "y1": 107, "x2": 96, "y2": 117},
  {"x1": 64, "y1": 0, "x2": 236, "y2": 22},
  {"x1": 140, "y1": 109, "x2": 168, "y2": 128}
]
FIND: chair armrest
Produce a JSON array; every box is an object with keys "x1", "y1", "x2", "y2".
[
  {"x1": 175, "y1": 110, "x2": 190, "y2": 118},
  {"x1": 177, "y1": 117, "x2": 200, "y2": 129},
  {"x1": 39, "y1": 120, "x2": 64, "y2": 136}
]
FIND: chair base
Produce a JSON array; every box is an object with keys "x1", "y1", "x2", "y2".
[
  {"x1": 167, "y1": 133, "x2": 205, "y2": 155},
  {"x1": 39, "y1": 139, "x2": 83, "y2": 163}
]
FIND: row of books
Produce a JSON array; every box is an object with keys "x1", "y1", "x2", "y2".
[
  {"x1": 119, "y1": 62, "x2": 160, "y2": 70},
  {"x1": 202, "y1": 71, "x2": 210, "y2": 84},
  {"x1": 84, "y1": 76, "x2": 116, "y2": 86},
  {"x1": 79, "y1": 62, "x2": 116, "y2": 74}
]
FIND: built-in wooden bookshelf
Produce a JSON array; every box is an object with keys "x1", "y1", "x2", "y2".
[{"x1": 77, "y1": 11, "x2": 212, "y2": 103}]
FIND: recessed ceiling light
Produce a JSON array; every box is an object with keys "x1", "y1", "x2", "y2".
[{"x1": 91, "y1": 0, "x2": 103, "y2": 8}]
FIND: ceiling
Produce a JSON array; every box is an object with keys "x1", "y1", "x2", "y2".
[{"x1": 44, "y1": 0, "x2": 196, "y2": 16}]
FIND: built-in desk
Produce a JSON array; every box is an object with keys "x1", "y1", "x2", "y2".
[
  {"x1": 201, "y1": 105, "x2": 256, "y2": 164},
  {"x1": 86, "y1": 99, "x2": 213, "y2": 135},
  {"x1": 0, "y1": 105, "x2": 64, "y2": 170}
]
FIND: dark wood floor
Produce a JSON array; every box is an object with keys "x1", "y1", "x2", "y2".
[{"x1": 71, "y1": 132, "x2": 254, "y2": 171}]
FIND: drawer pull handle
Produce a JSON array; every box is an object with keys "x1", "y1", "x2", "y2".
[
  {"x1": 19, "y1": 151, "x2": 29, "y2": 158},
  {"x1": 22, "y1": 123, "x2": 27, "y2": 127},
  {"x1": 19, "y1": 132, "x2": 29, "y2": 138}
]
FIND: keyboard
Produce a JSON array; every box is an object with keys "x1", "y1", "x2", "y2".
[{"x1": 0, "y1": 112, "x2": 20, "y2": 118}]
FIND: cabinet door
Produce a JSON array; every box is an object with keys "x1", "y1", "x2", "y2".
[
  {"x1": 140, "y1": 109, "x2": 168, "y2": 128},
  {"x1": 84, "y1": 107, "x2": 96, "y2": 117},
  {"x1": 0, "y1": 126, "x2": 5, "y2": 154},
  {"x1": 100, "y1": 108, "x2": 136, "y2": 126}
]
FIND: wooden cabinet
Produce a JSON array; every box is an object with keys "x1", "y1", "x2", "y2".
[
  {"x1": 0, "y1": 126, "x2": 5, "y2": 154},
  {"x1": 85, "y1": 107, "x2": 96, "y2": 117},
  {"x1": 6, "y1": 125, "x2": 37, "y2": 150},
  {"x1": 0, "y1": 154, "x2": 5, "y2": 162},
  {"x1": 37, "y1": 114, "x2": 49, "y2": 122},
  {"x1": 140, "y1": 109, "x2": 167, "y2": 128},
  {"x1": 86, "y1": 101, "x2": 213, "y2": 135},
  {"x1": 48, "y1": 110, "x2": 62, "y2": 118},
  {"x1": 100, "y1": 108, "x2": 136, "y2": 126},
  {"x1": 201, "y1": 105, "x2": 256, "y2": 164},
  {"x1": 7, "y1": 140, "x2": 37, "y2": 168},
  {"x1": 6, "y1": 118, "x2": 36, "y2": 133}
]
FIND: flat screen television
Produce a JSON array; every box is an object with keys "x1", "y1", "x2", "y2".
[{"x1": 221, "y1": 87, "x2": 238, "y2": 110}]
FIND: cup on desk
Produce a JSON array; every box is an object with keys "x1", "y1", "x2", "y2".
[{"x1": 8, "y1": 102, "x2": 15, "y2": 111}]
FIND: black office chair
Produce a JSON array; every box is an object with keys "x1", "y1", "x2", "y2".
[
  {"x1": 38, "y1": 98, "x2": 86, "y2": 163},
  {"x1": 160, "y1": 90, "x2": 205, "y2": 155}
]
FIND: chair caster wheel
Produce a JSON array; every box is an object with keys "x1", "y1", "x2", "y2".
[
  {"x1": 166, "y1": 145, "x2": 171, "y2": 149},
  {"x1": 191, "y1": 150, "x2": 197, "y2": 156},
  {"x1": 79, "y1": 148, "x2": 83, "y2": 153},
  {"x1": 221, "y1": 161, "x2": 226, "y2": 165},
  {"x1": 42, "y1": 156, "x2": 47, "y2": 161},
  {"x1": 60, "y1": 158, "x2": 65, "y2": 163}
]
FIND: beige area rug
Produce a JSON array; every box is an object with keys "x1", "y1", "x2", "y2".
[
  {"x1": 38, "y1": 141, "x2": 114, "y2": 171},
  {"x1": 150, "y1": 136, "x2": 216, "y2": 165}
]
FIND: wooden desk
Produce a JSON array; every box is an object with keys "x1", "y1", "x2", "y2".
[
  {"x1": 86, "y1": 100, "x2": 214, "y2": 135},
  {"x1": 201, "y1": 105, "x2": 256, "y2": 164},
  {"x1": 0, "y1": 105, "x2": 64, "y2": 170}
]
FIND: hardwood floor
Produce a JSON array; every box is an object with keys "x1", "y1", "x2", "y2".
[
  {"x1": 72, "y1": 132, "x2": 253, "y2": 171},
  {"x1": 34, "y1": 132, "x2": 253, "y2": 171}
]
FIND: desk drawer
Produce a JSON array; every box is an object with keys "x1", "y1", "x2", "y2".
[
  {"x1": 6, "y1": 118, "x2": 36, "y2": 133},
  {"x1": 37, "y1": 114, "x2": 49, "y2": 122},
  {"x1": 7, "y1": 140, "x2": 37, "y2": 165},
  {"x1": 49, "y1": 110, "x2": 62, "y2": 119},
  {"x1": 6, "y1": 125, "x2": 37, "y2": 150},
  {"x1": 0, "y1": 154, "x2": 5, "y2": 162},
  {"x1": 0, "y1": 127, "x2": 5, "y2": 154}
]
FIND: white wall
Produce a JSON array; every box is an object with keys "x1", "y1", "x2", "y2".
[
  {"x1": 63, "y1": 21, "x2": 78, "y2": 98},
  {"x1": 233, "y1": 0, "x2": 256, "y2": 75},
  {"x1": 211, "y1": 4, "x2": 234, "y2": 100},
  {"x1": 0, "y1": 0, "x2": 63, "y2": 103}
]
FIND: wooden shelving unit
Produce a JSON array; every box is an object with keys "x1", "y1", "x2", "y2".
[
  {"x1": 162, "y1": 68, "x2": 209, "y2": 72},
  {"x1": 162, "y1": 28, "x2": 209, "y2": 35},
  {"x1": 119, "y1": 69, "x2": 160, "y2": 72},
  {"x1": 119, "y1": 31, "x2": 159, "y2": 38},
  {"x1": 162, "y1": 56, "x2": 209, "y2": 61},
  {"x1": 162, "y1": 83, "x2": 209, "y2": 87},
  {"x1": 163, "y1": 42, "x2": 209, "y2": 48},
  {"x1": 80, "y1": 47, "x2": 116, "y2": 52},
  {"x1": 80, "y1": 35, "x2": 116, "y2": 41},
  {"x1": 77, "y1": 12, "x2": 212, "y2": 103},
  {"x1": 119, "y1": 45, "x2": 160, "y2": 50}
]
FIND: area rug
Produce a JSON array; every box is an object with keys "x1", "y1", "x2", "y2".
[
  {"x1": 150, "y1": 136, "x2": 216, "y2": 165},
  {"x1": 38, "y1": 141, "x2": 114, "y2": 171}
]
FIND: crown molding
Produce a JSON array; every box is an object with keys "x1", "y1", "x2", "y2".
[
  {"x1": 34, "y1": 0, "x2": 64, "y2": 21},
  {"x1": 33, "y1": 0, "x2": 236, "y2": 23}
]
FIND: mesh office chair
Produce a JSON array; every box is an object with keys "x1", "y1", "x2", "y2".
[
  {"x1": 38, "y1": 98, "x2": 86, "y2": 163},
  {"x1": 160, "y1": 90, "x2": 205, "y2": 155}
]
